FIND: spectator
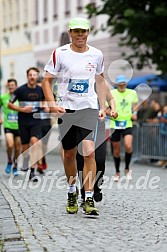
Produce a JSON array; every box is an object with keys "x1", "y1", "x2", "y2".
[
  {"x1": 137, "y1": 99, "x2": 160, "y2": 125},
  {"x1": 146, "y1": 99, "x2": 161, "y2": 123},
  {"x1": 158, "y1": 104, "x2": 167, "y2": 166}
]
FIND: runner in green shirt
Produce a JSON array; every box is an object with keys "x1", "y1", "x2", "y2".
[
  {"x1": 0, "y1": 79, "x2": 21, "y2": 175},
  {"x1": 108, "y1": 75, "x2": 138, "y2": 182}
]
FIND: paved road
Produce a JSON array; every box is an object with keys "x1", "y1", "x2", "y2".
[{"x1": 0, "y1": 140, "x2": 167, "y2": 252}]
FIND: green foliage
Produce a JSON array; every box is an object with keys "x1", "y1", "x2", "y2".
[
  {"x1": 86, "y1": 0, "x2": 167, "y2": 74},
  {"x1": 0, "y1": 239, "x2": 4, "y2": 251},
  {"x1": 0, "y1": 65, "x2": 2, "y2": 80}
]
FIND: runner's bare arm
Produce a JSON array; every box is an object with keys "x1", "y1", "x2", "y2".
[
  {"x1": 95, "y1": 73, "x2": 106, "y2": 120},
  {"x1": 8, "y1": 101, "x2": 33, "y2": 113},
  {"x1": 106, "y1": 85, "x2": 118, "y2": 119}
]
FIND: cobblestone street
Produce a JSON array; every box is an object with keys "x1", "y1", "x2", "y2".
[{"x1": 1, "y1": 140, "x2": 167, "y2": 252}]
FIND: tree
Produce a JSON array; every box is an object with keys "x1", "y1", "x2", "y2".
[{"x1": 86, "y1": 0, "x2": 167, "y2": 74}]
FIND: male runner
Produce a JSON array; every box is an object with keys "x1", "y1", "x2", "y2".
[{"x1": 42, "y1": 17, "x2": 107, "y2": 215}]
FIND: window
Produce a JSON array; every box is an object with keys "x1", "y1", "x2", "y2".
[
  {"x1": 43, "y1": 0, "x2": 48, "y2": 23},
  {"x1": 10, "y1": 62, "x2": 15, "y2": 78},
  {"x1": 9, "y1": 0, "x2": 13, "y2": 29},
  {"x1": 44, "y1": 29, "x2": 48, "y2": 44},
  {"x1": 65, "y1": 0, "x2": 70, "y2": 16},
  {"x1": 34, "y1": 0, "x2": 38, "y2": 25},
  {"x1": 77, "y1": 0, "x2": 82, "y2": 12},
  {"x1": 88, "y1": 2, "x2": 96, "y2": 30},
  {"x1": 35, "y1": 31, "x2": 39, "y2": 45},
  {"x1": 53, "y1": 26, "x2": 58, "y2": 42},
  {"x1": 60, "y1": 32, "x2": 70, "y2": 46},
  {"x1": 90, "y1": 16, "x2": 96, "y2": 30},
  {"x1": 2, "y1": 1, "x2": 7, "y2": 31},
  {"x1": 23, "y1": 0, "x2": 28, "y2": 26},
  {"x1": 15, "y1": 0, "x2": 20, "y2": 29},
  {"x1": 53, "y1": 0, "x2": 58, "y2": 19}
]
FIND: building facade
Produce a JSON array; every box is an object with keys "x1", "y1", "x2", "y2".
[
  {"x1": 0, "y1": 0, "x2": 35, "y2": 91},
  {"x1": 32, "y1": 0, "x2": 157, "y2": 82},
  {"x1": 0, "y1": 0, "x2": 158, "y2": 90},
  {"x1": 0, "y1": 0, "x2": 165, "y2": 139}
]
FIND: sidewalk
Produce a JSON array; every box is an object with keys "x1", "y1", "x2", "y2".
[{"x1": 1, "y1": 140, "x2": 167, "y2": 252}]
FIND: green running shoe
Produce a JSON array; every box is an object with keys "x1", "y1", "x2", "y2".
[
  {"x1": 66, "y1": 191, "x2": 78, "y2": 214},
  {"x1": 83, "y1": 197, "x2": 99, "y2": 216},
  {"x1": 80, "y1": 198, "x2": 85, "y2": 208}
]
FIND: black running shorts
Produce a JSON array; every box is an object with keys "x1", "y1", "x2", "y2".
[
  {"x1": 58, "y1": 108, "x2": 99, "y2": 150},
  {"x1": 18, "y1": 122, "x2": 42, "y2": 144},
  {"x1": 4, "y1": 128, "x2": 20, "y2": 137},
  {"x1": 110, "y1": 127, "x2": 133, "y2": 142}
]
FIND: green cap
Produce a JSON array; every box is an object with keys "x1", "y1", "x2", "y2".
[{"x1": 69, "y1": 17, "x2": 90, "y2": 30}]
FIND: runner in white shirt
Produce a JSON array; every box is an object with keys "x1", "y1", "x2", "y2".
[
  {"x1": 44, "y1": 44, "x2": 104, "y2": 110},
  {"x1": 42, "y1": 17, "x2": 107, "y2": 216}
]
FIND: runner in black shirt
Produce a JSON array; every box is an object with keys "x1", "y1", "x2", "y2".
[{"x1": 8, "y1": 67, "x2": 45, "y2": 181}]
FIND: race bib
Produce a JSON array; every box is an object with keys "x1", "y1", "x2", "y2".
[
  {"x1": 68, "y1": 79, "x2": 89, "y2": 93},
  {"x1": 115, "y1": 120, "x2": 127, "y2": 129},
  {"x1": 7, "y1": 114, "x2": 18, "y2": 122}
]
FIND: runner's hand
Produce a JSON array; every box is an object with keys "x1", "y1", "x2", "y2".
[
  {"x1": 131, "y1": 114, "x2": 137, "y2": 121},
  {"x1": 110, "y1": 110, "x2": 118, "y2": 119},
  {"x1": 98, "y1": 110, "x2": 106, "y2": 121},
  {"x1": 50, "y1": 106, "x2": 66, "y2": 116}
]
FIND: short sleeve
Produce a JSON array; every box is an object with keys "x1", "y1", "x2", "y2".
[
  {"x1": 96, "y1": 51, "x2": 104, "y2": 75},
  {"x1": 9, "y1": 89, "x2": 19, "y2": 103},
  {"x1": 44, "y1": 50, "x2": 60, "y2": 75}
]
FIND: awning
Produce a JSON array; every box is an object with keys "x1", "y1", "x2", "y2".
[{"x1": 127, "y1": 74, "x2": 167, "y2": 91}]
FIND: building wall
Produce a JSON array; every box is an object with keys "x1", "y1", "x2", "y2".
[
  {"x1": 32, "y1": 0, "x2": 95, "y2": 72},
  {"x1": 32, "y1": 0, "x2": 157, "y2": 80},
  {"x1": 2, "y1": 52, "x2": 35, "y2": 86},
  {"x1": 0, "y1": 0, "x2": 35, "y2": 90},
  {"x1": 0, "y1": 0, "x2": 159, "y2": 88}
]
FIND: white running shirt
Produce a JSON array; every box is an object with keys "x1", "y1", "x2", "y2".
[{"x1": 44, "y1": 43, "x2": 104, "y2": 110}]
